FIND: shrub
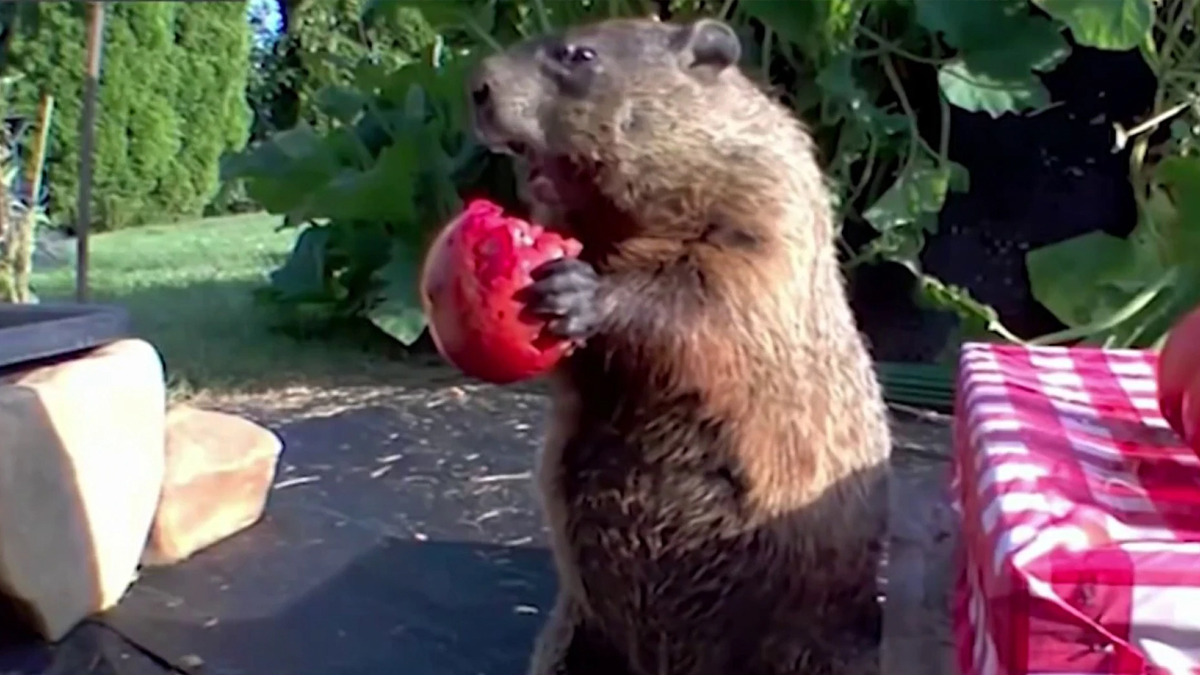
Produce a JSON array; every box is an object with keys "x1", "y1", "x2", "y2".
[
  {"x1": 6, "y1": 2, "x2": 252, "y2": 230},
  {"x1": 280, "y1": 0, "x2": 438, "y2": 132}
]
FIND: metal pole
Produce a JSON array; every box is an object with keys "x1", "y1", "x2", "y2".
[{"x1": 75, "y1": 1, "x2": 105, "y2": 303}]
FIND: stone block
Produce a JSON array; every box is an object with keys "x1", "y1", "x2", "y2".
[
  {"x1": 141, "y1": 405, "x2": 281, "y2": 567},
  {"x1": 0, "y1": 339, "x2": 167, "y2": 641}
]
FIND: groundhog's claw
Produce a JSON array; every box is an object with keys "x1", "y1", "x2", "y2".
[{"x1": 523, "y1": 257, "x2": 604, "y2": 341}]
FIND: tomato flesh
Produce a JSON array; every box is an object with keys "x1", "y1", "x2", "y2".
[{"x1": 420, "y1": 199, "x2": 583, "y2": 384}]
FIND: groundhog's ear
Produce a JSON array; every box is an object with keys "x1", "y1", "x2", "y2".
[{"x1": 673, "y1": 18, "x2": 741, "y2": 75}]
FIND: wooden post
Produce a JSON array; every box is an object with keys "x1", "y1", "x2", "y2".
[{"x1": 75, "y1": 1, "x2": 104, "y2": 303}]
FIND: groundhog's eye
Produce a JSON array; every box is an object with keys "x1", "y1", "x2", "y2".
[{"x1": 552, "y1": 44, "x2": 597, "y2": 66}]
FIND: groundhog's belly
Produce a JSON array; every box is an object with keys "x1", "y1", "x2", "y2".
[{"x1": 555, "y1": 432, "x2": 787, "y2": 638}]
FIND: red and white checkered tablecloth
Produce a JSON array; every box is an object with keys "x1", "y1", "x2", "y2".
[{"x1": 953, "y1": 342, "x2": 1200, "y2": 675}]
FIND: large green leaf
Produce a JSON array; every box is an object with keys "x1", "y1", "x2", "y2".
[
  {"x1": 859, "y1": 160, "x2": 965, "y2": 269},
  {"x1": 1033, "y1": 0, "x2": 1153, "y2": 51},
  {"x1": 917, "y1": 0, "x2": 1070, "y2": 116},
  {"x1": 1025, "y1": 155, "x2": 1200, "y2": 349},
  {"x1": 1156, "y1": 155, "x2": 1200, "y2": 261},
  {"x1": 314, "y1": 84, "x2": 370, "y2": 125},
  {"x1": 220, "y1": 124, "x2": 344, "y2": 214},
  {"x1": 1026, "y1": 230, "x2": 1161, "y2": 328},
  {"x1": 739, "y1": 1, "x2": 830, "y2": 54},
  {"x1": 863, "y1": 162, "x2": 953, "y2": 234},
  {"x1": 1096, "y1": 271, "x2": 1199, "y2": 349},
  {"x1": 367, "y1": 243, "x2": 427, "y2": 345},
  {"x1": 937, "y1": 59, "x2": 1050, "y2": 116},
  {"x1": 294, "y1": 136, "x2": 420, "y2": 224},
  {"x1": 740, "y1": 0, "x2": 864, "y2": 62},
  {"x1": 916, "y1": 0, "x2": 1057, "y2": 57}
]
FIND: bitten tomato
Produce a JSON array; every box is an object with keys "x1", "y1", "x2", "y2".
[
  {"x1": 1157, "y1": 305, "x2": 1200, "y2": 439},
  {"x1": 1183, "y1": 378, "x2": 1200, "y2": 452},
  {"x1": 420, "y1": 198, "x2": 583, "y2": 385}
]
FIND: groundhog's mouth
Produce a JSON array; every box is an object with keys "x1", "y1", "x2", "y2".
[
  {"x1": 499, "y1": 143, "x2": 605, "y2": 236},
  {"x1": 513, "y1": 149, "x2": 567, "y2": 209},
  {"x1": 525, "y1": 163, "x2": 559, "y2": 209}
]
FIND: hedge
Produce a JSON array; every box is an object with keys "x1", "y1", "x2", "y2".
[
  {"x1": 281, "y1": 0, "x2": 439, "y2": 131},
  {"x1": 6, "y1": 2, "x2": 252, "y2": 230}
]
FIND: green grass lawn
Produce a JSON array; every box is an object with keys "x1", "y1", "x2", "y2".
[{"x1": 30, "y1": 212, "x2": 429, "y2": 400}]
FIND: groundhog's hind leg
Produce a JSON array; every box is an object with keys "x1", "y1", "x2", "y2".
[{"x1": 528, "y1": 596, "x2": 632, "y2": 675}]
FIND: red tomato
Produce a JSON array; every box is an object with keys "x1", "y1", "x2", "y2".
[
  {"x1": 420, "y1": 198, "x2": 583, "y2": 385},
  {"x1": 1183, "y1": 379, "x2": 1200, "y2": 451},
  {"x1": 1157, "y1": 305, "x2": 1200, "y2": 438}
]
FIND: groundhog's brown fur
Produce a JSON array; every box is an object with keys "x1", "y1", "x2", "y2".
[{"x1": 468, "y1": 16, "x2": 892, "y2": 675}]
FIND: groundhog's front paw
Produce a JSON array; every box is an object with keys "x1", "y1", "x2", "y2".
[{"x1": 522, "y1": 257, "x2": 604, "y2": 341}]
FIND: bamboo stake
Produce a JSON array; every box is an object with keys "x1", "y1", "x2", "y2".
[{"x1": 12, "y1": 93, "x2": 53, "y2": 303}]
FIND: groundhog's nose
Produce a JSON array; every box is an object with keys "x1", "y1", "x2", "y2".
[
  {"x1": 468, "y1": 64, "x2": 501, "y2": 141},
  {"x1": 468, "y1": 68, "x2": 493, "y2": 110},
  {"x1": 472, "y1": 82, "x2": 492, "y2": 108}
]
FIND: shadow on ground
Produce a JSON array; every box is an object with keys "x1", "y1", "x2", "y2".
[{"x1": 117, "y1": 385, "x2": 551, "y2": 675}]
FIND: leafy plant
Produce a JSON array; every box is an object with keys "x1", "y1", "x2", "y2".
[
  {"x1": 5, "y1": 2, "x2": 253, "y2": 231},
  {"x1": 222, "y1": 32, "x2": 491, "y2": 345},
  {"x1": 727, "y1": 0, "x2": 1165, "y2": 346},
  {"x1": 1026, "y1": 0, "x2": 1199, "y2": 349},
  {"x1": 241, "y1": 0, "x2": 1192, "y2": 360}
]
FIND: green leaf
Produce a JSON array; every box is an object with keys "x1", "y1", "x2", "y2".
[
  {"x1": 861, "y1": 221, "x2": 931, "y2": 267},
  {"x1": 1156, "y1": 156, "x2": 1200, "y2": 266},
  {"x1": 918, "y1": 0, "x2": 1070, "y2": 116},
  {"x1": 220, "y1": 124, "x2": 344, "y2": 214},
  {"x1": 937, "y1": 59, "x2": 1050, "y2": 117},
  {"x1": 405, "y1": 83, "x2": 428, "y2": 124},
  {"x1": 1026, "y1": 230, "x2": 1163, "y2": 328},
  {"x1": 948, "y1": 161, "x2": 971, "y2": 193},
  {"x1": 314, "y1": 84, "x2": 369, "y2": 124},
  {"x1": 1024, "y1": 160, "x2": 1200, "y2": 348},
  {"x1": 740, "y1": 0, "x2": 864, "y2": 61},
  {"x1": 916, "y1": 0, "x2": 1055, "y2": 55},
  {"x1": 1033, "y1": 0, "x2": 1153, "y2": 51},
  {"x1": 367, "y1": 243, "x2": 427, "y2": 345},
  {"x1": 1096, "y1": 272, "x2": 1193, "y2": 349},
  {"x1": 268, "y1": 226, "x2": 332, "y2": 302},
  {"x1": 815, "y1": 53, "x2": 863, "y2": 104},
  {"x1": 295, "y1": 136, "x2": 420, "y2": 224},
  {"x1": 863, "y1": 162, "x2": 952, "y2": 234},
  {"x1": 858, "y1": 160, "x2": 957, "y2": 269},
  {"x1": 737, "y1": 1, "x2": 825, "y2": 53},
  {"x1": 968, "y1": 18, "x2": 1071, "y2": 75}
]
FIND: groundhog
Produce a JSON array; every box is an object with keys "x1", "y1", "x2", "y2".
[{"x1": 468, "y1": 15, "x2": 892, "y2": 675}]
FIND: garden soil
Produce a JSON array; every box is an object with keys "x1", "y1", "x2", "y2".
[{"x1": 851, "y1": 44, "x2": 1157, "y2": 362}]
